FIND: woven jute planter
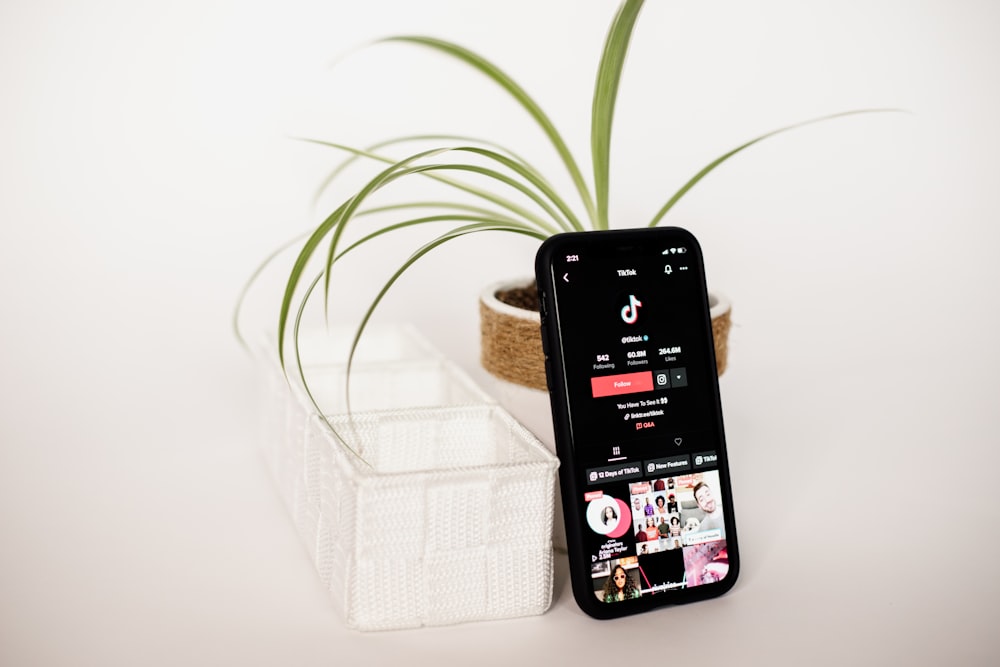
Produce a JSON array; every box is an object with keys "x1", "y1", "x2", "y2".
[{"x1": 480, "y1": 278, "x2": 732, "y2": 390}]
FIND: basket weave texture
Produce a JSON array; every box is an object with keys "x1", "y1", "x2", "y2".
[{"x1": 259, "y1": 328, "x2": 558, "y2": 631}]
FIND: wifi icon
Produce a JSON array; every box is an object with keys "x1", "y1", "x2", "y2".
[{"x1": 669, "y1": 248, "x2": 677, "y2": 254}]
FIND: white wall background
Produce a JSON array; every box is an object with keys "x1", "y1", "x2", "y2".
[{"x1": 1, "y1": 0, "x2": 998, "y2": 664}]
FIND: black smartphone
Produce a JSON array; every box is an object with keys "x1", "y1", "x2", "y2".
[{"x1": 535, "y1": 227, "x2": 739, "y2": 619}]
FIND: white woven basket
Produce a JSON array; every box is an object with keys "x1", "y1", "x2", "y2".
[{"x1": 257, "y1": 327, "x2": 559, "y2": 631}]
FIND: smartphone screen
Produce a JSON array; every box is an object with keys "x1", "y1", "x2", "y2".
[{"x1": 536, "y1": 228, "x2": 739, "y2": 618}]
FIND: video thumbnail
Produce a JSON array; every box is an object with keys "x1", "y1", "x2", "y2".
[
  {"x1": 683, "y1": 540, "x2": 729, "y2": 587},
  {"x1": 592, "y1": 556, "x2": 641, "y2": 603}
]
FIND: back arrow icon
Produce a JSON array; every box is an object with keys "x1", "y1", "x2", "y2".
[{"x1": 562, "y1": 273, "x2": 569, "y2": 283}]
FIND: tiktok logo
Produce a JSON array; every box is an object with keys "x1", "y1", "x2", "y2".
[{"x1": 621, "y1": 294, "x2": 642, "y2": 324}]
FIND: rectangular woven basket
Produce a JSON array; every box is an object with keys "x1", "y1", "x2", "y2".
[{"x1": 257, "y1": 327, "x2": 559, "y2": 631}]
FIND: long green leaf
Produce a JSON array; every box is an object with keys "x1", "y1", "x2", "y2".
[
  {"x1": 316, "y1": 143, "x2": 590, "y2": 321},
  {"x1": 277, "y1": 199, "x2": 350, "y2": 369},
  {"x1": 320, "y1": 159, "x2": 561, "y2": 317},
  {"x1": 381, "y1": 36, "x2": 597, "y2": 226},
  {"x1": 649, "y1": 109, "x2": 902, "y2": 227},
  {"x1": 302, "y1": 138, "x2": 563, "y2": 233},
  {"x1": 592, "y1": 0, "x2": 644, "y2": 230},
  {"x1": 281, "y1": 146, "x2": 558, "y2": 369},
  {"x1": 312, "y1": 133, "x2": 540, "y2": 207},
  {"x1": 291, "y1": 217, "x2": 542, "y2": 463},
  {"x1": 319, "y1": 148, "x2": 451, "y2": 319},
  {"x1": 327, "y1": 142, "x2": 585, "y2": 231},
  {"x1": 319, "y1": 162, "x2": 557, "y2": 307},
  {"x1": 278, "y1": 164, "x2": 443, "y2": 370},
  {"x1": 426, "y1": 163, "x2": 568, "y2": 233},
  {"x1": 343, "y1": 222, "x2": 548, "y2": 387},
  {"x1": 449, "y1": 146, "x2": 583, "y2": 231},
  {"x1": 289, "y1": 270, "x2": 368, "y2": 461},
  {"x1": 234, "y1": 201, "x2": 519, "y2": 354},
  {"x1": 357, "y1": 200, "x2": 520, "y2": 220},
  {"x1": 279, "y1": 181, "x2": 473, "y2": 370},
  {"x1": 234, "y1": 230, "x2": 311, "y2": 354}
]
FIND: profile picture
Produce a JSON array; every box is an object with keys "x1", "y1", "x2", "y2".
[{"x1": 585, "y1": 494, "x2": 630, "y2": 538}]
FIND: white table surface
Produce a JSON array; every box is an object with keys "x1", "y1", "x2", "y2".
[{"x1": 1, "y1": 1, "x2": 998, "y2": 664}]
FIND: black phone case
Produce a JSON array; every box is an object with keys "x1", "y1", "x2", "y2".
[{"x1": 535, "y1": 228, "x2": 740, "y2": 619}]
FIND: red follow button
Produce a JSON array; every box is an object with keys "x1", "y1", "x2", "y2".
[{"x1": 591, "y1": 371, "x2": 654, "y2": 398}]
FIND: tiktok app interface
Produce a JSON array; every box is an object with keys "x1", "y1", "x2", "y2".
[{"x1": 551, "y1": 238, "x2": 731, "y2": 603}]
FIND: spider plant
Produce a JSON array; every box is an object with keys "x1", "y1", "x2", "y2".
[{"x1": 237, "y1": 0, "x2": 891, "y2": 452}]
